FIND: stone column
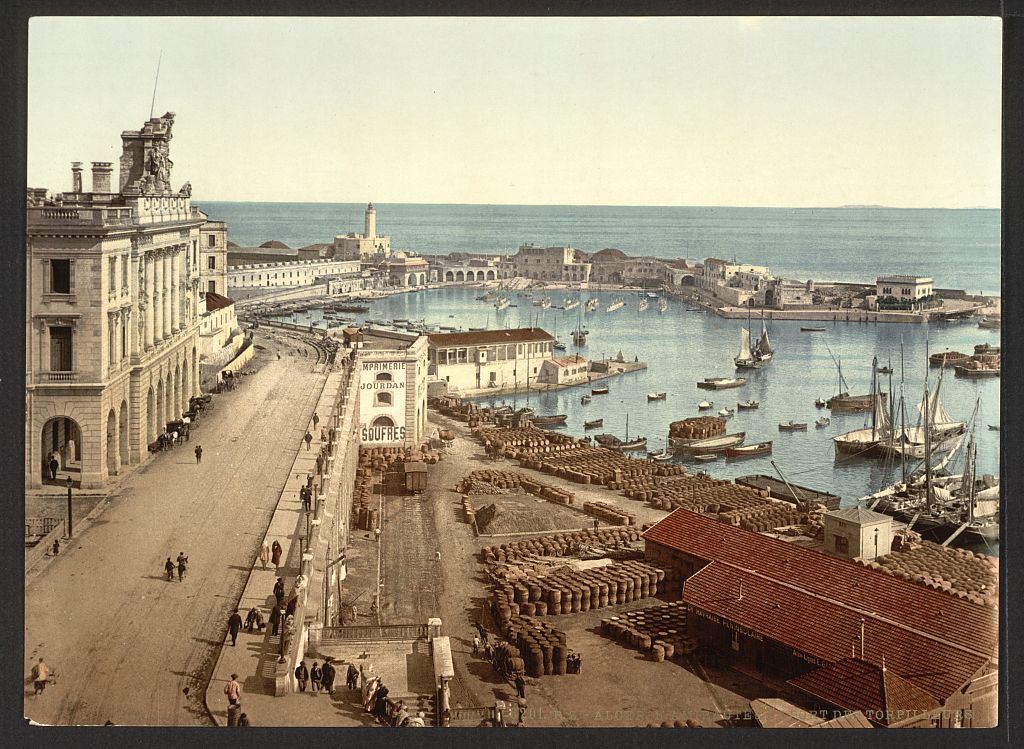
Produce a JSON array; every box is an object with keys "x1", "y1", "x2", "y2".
[
  {"x1": 152, "y1": 253, "x2": 163, "y2": 345},
  {"x1": 145, "y1": 253, "x2": 156, "y2": 349},
  {"x1": 170, "y1": 248, "x2": 179, "y2": 333},
  {"x1": 163, "y1": 253, "x2": 172, "y2": 339}
]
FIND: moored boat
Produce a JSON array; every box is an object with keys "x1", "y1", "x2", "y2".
[
  {"x1": 638, "y1": 299, "x2": 650, "y2": 312},
  {"x1": 779, "y1": 421, "x2": 808, "y2": 431},
  {"x1": 697, "y1": 400, "x2": 713, "y2": 410},
  {"x1": 954, "y1": 363, "x2": 1000, "y2": 378},
  {"x1": 606, "y1": 299, "x2": 625, "y2": 313},
  {"x1": 580, "y1": 395, "x2": 592, "y2": 405},
  {"x1": 553, "y1": 341, "x2": 567, "y2": 351},
  {"x1": 647, "y1": 392, "x2": 667, "y2": 401},
  {"x1": 737, "y1": 400, "x2": 759, "y2": 410},
  {"x1": 800, "y1": 326, "x2": 826, "y2": 332},
  {"x1": 563, "y1": 299, "x2": 580, "y2": 311},
  {"x1": 815, "y1": 417, "x2": 830, "y2": 428},
  {"x1": 974, "y1": 343, "x2": 1000, "y2": 355},
  {"x1": 657, "y1": 299, "x2": 668, "y2": 313},
  {"x1": 929, "y1": 350, "x2": 971, "y2": 367},
  {"x1": 584, "y1": 418, "x2": 603, "y2": 430},
  {"x1": 591, "y1": 386, "x2": 609, "y2": 395},
  {"x1": 531, "y1": 414, "x2": 568, "y2": 426},
  {"x1": 814, "y1": 398, "x2": 827, "y2": 408},
  {"x1": 725, "y1": 441, "x2": 772, "y2": 458},
  {"x1": 694, "y1": 454, "x2": 718, "y2": 463},
  {"x1": 977, "y1": 316, "x2": 1001, "y2": 329},
  {"x1": 647, "y1": 449, "x2": 674, "y2": 462},
  {"x1": 718, "y1": 407, "x2": 734, "y2": 417},
  {"x1": 671, "y1": 431, "x2": 746, "y2": 454},
  {"x1": 697, "y1": 377, "x2": 747, "y2": 390}
]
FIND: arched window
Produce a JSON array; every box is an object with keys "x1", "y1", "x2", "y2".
[
  {"x1": 375, "y1": 391, "x2": 393, "y2": 407},
  {"x1": 376, "y1": 372, "x2": 393, "y2": 382},
  {"x1": 371, "y1": 415, "x2": 396, "y2": 428}
]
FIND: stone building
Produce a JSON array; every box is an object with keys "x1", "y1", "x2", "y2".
[
  {"x1": 383, "y1": 253, "x2": 429, "y2": 287},
  {"x1": 426, "y1": 328, "x2": 555, "y2": 393},
  {"x1": 227, "y1": 258, "x2": 362, "y2": 291},
  {"x1": 329, "y1": 203, "x2": 391, "y2": 261},
  {"x1": 502, "y1": 244, "x2": 591, "y2": 283},
  {"x1": 588, "y1": 249, "x2": 669, "y2": 287},
  {"x1": 537, "y1": 354, "x2": 590, "y2": 385},
  {"x1": 199, "y1": 213, "x2": 228, "y2": 296},
  {"x1": 25, "y1": 112, "x2": 204, "y2": 489}
]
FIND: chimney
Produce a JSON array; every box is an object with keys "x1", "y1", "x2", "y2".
[
  {"x1": 71, "y1": 162, "x2": 83, "y2": 193},
  {"x1": 91, "y1": 162, "x2": 114, "y2": 193}
]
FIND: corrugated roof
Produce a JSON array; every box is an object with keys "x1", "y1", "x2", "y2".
[
  {"x1": 427, "y1": 327, "x2": 553, "y2": 347},
  {"x1": 683, "y1": 562, "x2": 990, "y2": 703},
  {"x1": 644, "y1": 508, "x2": 997, "y2": 655},
  {"x1": 788, "y1": 658, "x2": 940, "y2": 725}
]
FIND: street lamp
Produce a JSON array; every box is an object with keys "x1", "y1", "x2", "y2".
[{"x1": 65, "y1": 474, "x2": 74, "y2": 538}]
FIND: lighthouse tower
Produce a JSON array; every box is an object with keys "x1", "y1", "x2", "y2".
[{"x1": 364, "y1": 202, "x2": 376, "y2": 240}]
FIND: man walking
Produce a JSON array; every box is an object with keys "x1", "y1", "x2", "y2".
[
  {"x1": 514, "y1": 672, "x2": 526, "y2": 700},
  {"x1": 224, "y1": 674, "x2": 241, "y2": 707},
  {"x1": 304, "y1": 432, "x2": 313, "y2": 450},
  {"x1": 194, "y1": 445, "x2": 203, "y2": 464},
  {"x1": 269, "y1": 604, "x2": 282, "y2": 636},
  {"x1": 48, "y1": 454, "x2": 59, "y2": 481},
  {"x1": 294, "y1": 660, "x2": 309, "y2": 692},
  {"x1": 273, "y1": 577, "x2": 285, "y2": 606},
  {"x1": 176, "y1": 552, "x2": 188, "y2": 582},
  {"x1": 164, "y1": 557, "x2": 175, "y2": 581},
  {"x1": 227, "y1": 609, "x2": 243, "y2": 646},
  {"x1": 309, "y1": 661, "x2": 322, "y2": 695},
  {"x1": 346, "y1": 663, "x2": 359, "y2": 691},
  {"x1": 31, "y1": 658, "x2": 50, "y2": 696},
  {"x1": 258, "y1": 540, "x2": 270, "y2": 570},
  {"x1": 312, "y1": 412, "x2": 319, "y2": 429},
  {"x1": 472, "y1": 634, "x2": 481, "y2": 655},
  {"x1": 321, "y1": 658, "x2": 336, "y2": 696}
]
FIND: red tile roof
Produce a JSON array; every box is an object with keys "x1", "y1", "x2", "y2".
[
  {"x1": 683, "y1": 562, "x2": 991, "y2": 703},
  {"x1": 788, "y1": 658, "x2": 940, "y2": 725},
  {"x1": 427, "y1": 327, "x2": 553, "y2": 347},
  {"x1": 644, "y1": 508, "x2": 997, "y2": 654}
]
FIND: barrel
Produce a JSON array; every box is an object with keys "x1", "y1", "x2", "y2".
[
  {"x1": 579, "y1": 585, "x2": 591, "y2": 612},
  {"x1": 534, "y1": 601, "x2": 548, "y2": 616},
  {"x1": 651, "y1": 644, "x2": 665, "y2": 662}
]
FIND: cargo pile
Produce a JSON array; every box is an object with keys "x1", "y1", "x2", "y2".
[
  {"x1": 476, "y1": 426, "x2": 583, "y2": 453},
  {"x1": 599, "y1": 601, "x2": 697, "y2": 661},
  {"x1": 581, "y1": 500, "x2": 636, "y2": 526},
  {"x1": 461, "y1": 496, "x2": 477, "y2": 525},
  {"x1": 457, "y1": 470, "x2": 576, "y2": 505},
  {"x1": 668, "y1": 416, "x2": 726, "y2": 441},
  {"x1": 480, "y1": 527, "x2": 643, "y2": 563},
  {"x1": 863, "y1": 542, "x2": 998, "y2": 607},
  {"x1": 489, "y1": 610, "x2": 569, "y2": 677},
  {"x1": 719, "y1": 501, "x2": 805, "y2": 532},
  {"x1": 352, "y1": 446, "x2": 443, "y2": 530},
  {"x1": 518, "y1": 445, "x2": 686, "y2": 486},
  {"x1": 490, "y1": 560, "x2": 670, "y2": 618}
]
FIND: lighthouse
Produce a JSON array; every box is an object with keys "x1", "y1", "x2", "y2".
[{"x1": 364, "y1": 202, "x2": 376, "y2": 240}]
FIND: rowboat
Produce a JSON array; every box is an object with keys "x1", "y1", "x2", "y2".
[
  {"x1": 606, "y1": 299, "x2": 625, "y2": 312},
  {"x1": 584, "y1": 418, "x2": 603, "y2": 430},
  {"x1": 800, "y1": 326, "x2": 826, "y2": 332},
  {"x1": 977, "y1": 316, "x2": 1001, "y2": 329},
  {"x1": 697, "y1": 377, "x2": 747, "y2": 390},
  {"x1": 718, "y1": 407, "x2": 734, "y2": 417},
  {"x1": 974, "y1": 343, "x2": 1000, "y2": 355},
  {"x1": 929, "y1": 350, "x2": 971, "y2": 367},
  {"x1": 672, "y1": 431, "x2": 746, "y2": 454},
  {"x1": 591, "y1": 386, "x2": 610, "y2": 395},
  {"x1": 553, "y1": 342, "x2": 567, "y2": 351},
  {"x1": 580, "y1": 395, "x2": 592, "y2": 405},
  {"x1": 779, "y1": 421, "x2": 808, "y2": 431},
  {"x1": 814, "y1": 398, "x2": 827, "y2": 408},
  {"x1": 694, "y1": 454, "x2": 718, "y2": 463},
  {"x1": 736, "y1": 400, "x2": 759, "y2": 410},
  {"x1": 531, "y1": 414, "x2": 567, "y2": 426},
  {"x1": 697, "y1": 400, "x2": 714, "y2": 410},
  {"x1": 647, "y1": 392, "x2": 667, "y2": 401},
  {"x1": 647, "y1": 449, "x2": 674, "y2": 462},
  {"x1": 594, "y1": 433, "x2": 648, "y2": 451},
  {"x1": 725, "y1": 441, "x2": 773, "y2": 458},
  {"x1": 815, "y1": 417, "x2": 831, "y2": 428}
]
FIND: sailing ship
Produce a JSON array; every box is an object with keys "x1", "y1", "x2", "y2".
[
  {"x1": 606, "y1": 298, "x2": 625, "y2": 313},
  {"x1": 725, "y1": 441, "x2": 772, "y2": 458},
  {"x1": 572, "y1": 329, "x2": 587, "y2": 345},
  {"x1": 563, "y1": 299, "x2": 580, "y2": 311},
  {"x1": 495, "y1": 297, "x2": 511, "y2": 311},
  {"x1": 825, "y1": 350, "x2": 884, "y2": 412},
  {"x1": 734, "y1": 311, "x2": 774, "y2": 369},
  {"x1": 585, "y1": 298, "x2": 600, "y2": 313}
]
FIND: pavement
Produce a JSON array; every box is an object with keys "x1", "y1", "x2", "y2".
[{"x1": 23, "y1": 338, "x2": 328, "y2": 726}]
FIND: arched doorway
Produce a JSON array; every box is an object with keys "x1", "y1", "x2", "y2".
[
  {"x1": 119, "y1": 400, "x2": 130, "y2": 466},
  {"x1": 445, "y1": 271, "x2": 454, "y2": 282},
  {"x1": 106, "y1": 408, "x2": 118, "y2": 476},
  {"x1": 455, "y1": 270, "x2": 464, "y2": 282},
  {"x1": 147, "y1": 385, "x2": 156, "y2": 442},
  {"x1": 371, "y1": 415, "x2": 396, "y2": 428},
  {"x1": 173, "y1": 363, "x2": 181, "y2": 418},
  {"x1": 406, "y1": 274, "x2": 416, "y2": 287},
  {"x1": 486, "y1": 270, "x2": 495, "y2": 280},
  {"x1": 40, "y1": 416, "x2": 82, "y2": 484},
  {"x1": 164, "y1": 372, "x2": 172, "y2": 429},
  {"x1": 156, "y1": 379, "x2": 165, "y2": 435}
]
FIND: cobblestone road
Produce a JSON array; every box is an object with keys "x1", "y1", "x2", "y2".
[{"x1": 24, "y1": 341, "x2": 327, "y2": 726}]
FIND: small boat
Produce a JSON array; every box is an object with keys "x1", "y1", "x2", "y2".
[
  {"x1": 638, "y1": 299, "x2": 650, "y2": 312},
  {"x1": 495, "y1": 297, "x2": 511, "y2": 311},
  {"x1": 647, "y1": 392, "x2": 667, "y2": 401},
  {"x1": 657, "y1": 299, "x2": 668, "y2": 313},
  {"x1": 572, "y1": 329, "x2": 587, "y2": 345},
  {"x1": 591, "y1": 386, "x2": 609, "y2": 395},
  {"x1": 564, "y1": 299, "x2": 580, "y2": 311},
  {"x1": 439, "y1": 325, "x2": 458, "y2": 331},
  {"x1": 737, "y1": 400, "x2": 759, "y2": 410},
  {"x1": 815, "y1": 417, "x2": 831, "y2": 428},
  {"x1": 989, "y1": 424, "x2": 999, "y2": 431},
  {"x1": 697, "y1": 377, "x2": 747, "y2": 390},
  {"x1": 977, "y1": 316, "x2": 1001, "y2": 329},
  {"x1": 594, "y1": 433, "x2": 647, "y2": 451},
  {"x1": 686, "y1": 307, "x2": 702, "y2": 312},
  {"x1": 468, "y1": 327, "x2": 487, "y2": 331},
  {"x1": 800, "y1": 326, "x2": 826, "y2": 332},
  {"x1": 606, "y1": 299, "x2": 625, "y2": 313},
  {"x1": 974, "y1": 343, "x2": 1000, "y2": 355},
  {"x1": 580, "y1": 395, "x2": 592, "y2": 405},
  {"x1": 477, "y1": 292, "x2": 497, "y2": 302},
  {"x1": 929, "y1": 350, "x2": 970, "y2": 367},
  {"x1": 779, "y1": 421, "x2": 808, "y2": 431},
  {"x1": 694, "y1": 454, "x2": 719, "y2": 463},
  {"x1": 586, "y1": 299, "x2": 600, "y2": 313},
  {"x1": 531, "y1": 414, "x2": 567, "y2": 426},
  {"x1": 725, "y1": 441, "x2": 773, "y2": 458},
  {"x1": 584, "y1": 418, "x2": 604, "y2": 430},
  {"x1": 553, "y1": 341, "x2": 567, "y2": 351},
  {"x1": 814, "y1": 398, "x2": 827, "y2": 408},
  {"x1": 718, "y1": 407, "x2": 734, "y2": 417},
  {"x1": 393, "y1": 318, "x2": 409, "y2": 323},
  {"x1": 673, "y1": 432, "x2": 746, "y2": 454},
  {"x1": 697, "y1": 400, "x2": 714, "y2": 410},
  {"x1": 955, "y1": 363, "x2": 1000, "y2": 378},
  {"x1": 647, "y1": 449, "x2": 674, "y2": 462}
]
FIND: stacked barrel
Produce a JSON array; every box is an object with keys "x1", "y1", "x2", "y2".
[
  {"x1": 352, "y1": 446, "x2": 444, "y2": 530},
  {"x1": 581, "y1": 500, "x2": 635, "y2": 526},
  {"x1": 457, "y1": 470, "x2": 576, "y2": 506},
  {"x1": 600, "y1": 602, "x2": 697, "y2": 661},
  {"x1": 720, "y1": 502, "x2": 804, "y2": 532},
  {"x1": 489, "y1": 598, "x2": 567, "y2": 677},
  {"x1": 668, "y1": 416, "x2": 726, "y2": 441},
  {"x1": 863, "y1": 542, "x2": 998, "y2": 607},
  {"x1": 480, "y1": 527, "x2": 642, "y2": 563},
  {"x1": 491, "y1": 560, "x2": 669, "y2": 619},
  {"x1": 519, "y1": 445, "x2": 686, "y2": 486}
]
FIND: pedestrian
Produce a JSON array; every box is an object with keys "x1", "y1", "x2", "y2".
[
  {"x1": 301, "y1": 486, "x2": 311, "y2": 513},
  {"x1": 320, "y1": 426, "x2": 327, "y2": 442},
  {"x1": 224, "y1": 674, "x2": 241, "y2": 707},
  {"x1": 244, "y1": 607, "x2": 258, "y2": 632},
  {"x1": 273, "y1": 577, "x2": 285, "y2": 605},
  {"x1": 304, "y1": 432, "x2": 313, "y2": 450},
  {"x1": 514, "y1": 673, "x2": 526, "y2": 700},
  {"x1": 271, "y1": 540, "x2": 282, "y2": 567},
  {"x1": 312, "y1": 412, "x2": 319, "y2": 429},
  {"x1": 254, "y1": 608, "x2": 265, "y2": 632},
  {"x1": 176, "y1": 552, "x2": 188, "y2": 582},
  {"x1": 269, "y1": 604, "x2": 281, "y2": 636},
  {"x1": 48, "y1": 454, "x2": 59, "y2": 480},
  {"x1": 164, "y1": 557, "x2": 175, "y2": 581},
  {"x1": 294, "y1": 660, "x2": 309, "y2": 692},
  {"x1": 258, "y1": 540, "x2": 269, "y2": 570},
  {"x1": 310, "y1": 661, "x2": 322, "y2": 694},
  {"x1": 484, "y1": 640, "x2": 493, "y2": 662},
  {"x1": 194, "y1": 445, "x2": 203, "y2": 464},
  {"x1": 472, "y1": 635, "x2": 481, "y2": 655},
  {"x1": 322, "y1": 658, "x2": 336, "y2": 696},
  {"x1": 237, "y1": 713, "x2": 250, "y2": 727},
  {"x1": 52, "y1": 539, "x2": 60, "y2": 556},
  {"x1": 227, "y1": 609, "x2": 243, "y2": 646},
  {"x1": 31, "y1": 658, "x2": 49, "y2": 696},
  {"x1": 435, "y1": 550, "x2": 441, "y2": 562},
  {"x1": 347, "y1": 663, "x2": 359, "y2": 690}
]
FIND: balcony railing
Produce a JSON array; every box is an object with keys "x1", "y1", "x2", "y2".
[
  {"x1": 28, "y1": 206, "x2": 136, "y2": 228},
  {"x1": 319, "y1": 624, "x2": 429, "y2": 642},
  {"x1": 41, "y1": 371, "x2": 77, "y2": 383}
]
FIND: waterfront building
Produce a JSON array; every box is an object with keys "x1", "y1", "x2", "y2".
[
  {"x1": 25, "y1": 113, "x2": 204, "y2": 489},
  {"x1": 331, "y1": 202, "x2": 392, "y2": 261},
  {"x1": 643, "y1": 508, "x2": 997, "y2": 727},
  {"x1": 875, "y1": 275, "x2": 934, "y2": 304},
  {"x1": 227, "y1": 258, "x2": 362, "y2": 291},
  {"x1": 700, "y1": 258, "x2": 770, "y2": 292},
  {"x1": 344, "y1": 328, "x2": 428, "y2": 446},
  {"x1": 503, "y1": 244, "x2": 591, "y2": 284},
  {"x1": 383, "y1": 253, "x2": 429, "y2": 287},
  {"x1": 198, "y1": 292, "x2": 247, "y2": 390},
  {"x1": 821, "y1": 506, "x2": 896, "y2": 562},
  {"x1": 588, "y1": 249, "x2": 668, "y2": 287},
  {"x1": 663, "y1": 259, "x2": 702, "y2": 287},
  {"x1": 435, "y1": 253, "x2": 502, "y2": 283},
  {"x1": 537, "y1": 354, "x2": 590, "y2": 385},
  {"x1": 766, "y1": 278, "x2": 817, "y2": 309},
  {"x1": 426, "y1": 328, "x2": 555, "y2": 393}
]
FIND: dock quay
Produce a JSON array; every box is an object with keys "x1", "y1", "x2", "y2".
[{"x1": 734, "y1": 474, "x2": 841, "y2": 510}]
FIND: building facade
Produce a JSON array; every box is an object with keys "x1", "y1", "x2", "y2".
[
  {"x1": 331, "y1": 203, "x2": 391, "y2": 261},
  {"x1": 348, "y1": 331, "x2": 429, "y2": 446},
  {"x1": 26, "y1": 112, "x2": 204, "y2": 489},
  {"x1": 227, "y1": 258, "x2": 362, "y2": 290},
  {"x1": 199, "y1": 214, "x2": 228, "y2": 296},
  {"x1": 700, "y1": 258, "x2": 771, "y2": 292},
  {"x1": 876, "y1": 275, "x2": 934, "y2": 301},
  {"x1": 427, "y1": 328, "x2": 555, "y2": 393},
  {"x1": 537, "y1": 354, "x2": 589, "y2": 385},
  {"x1": 503, "y1": 244, "x2": 591, "y2": 283}
]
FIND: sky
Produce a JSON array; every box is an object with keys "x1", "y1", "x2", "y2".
[{"x1": 27, "y1": 16, "x2": 1001, "y2": 208}]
